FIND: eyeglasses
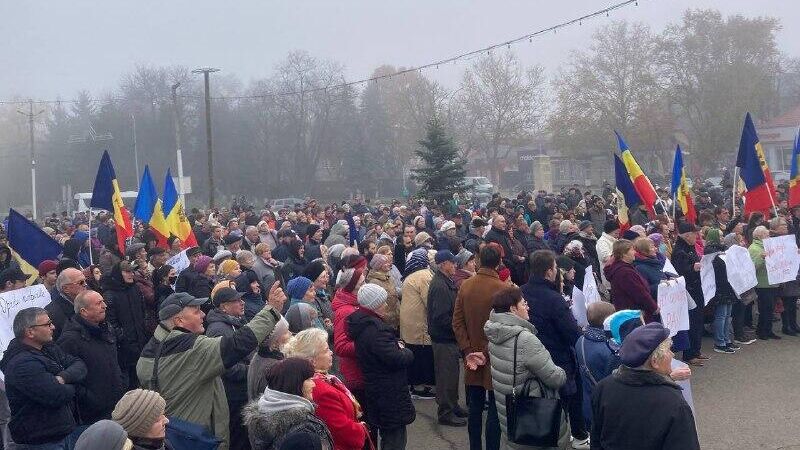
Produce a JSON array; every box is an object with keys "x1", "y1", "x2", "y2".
[
  {"x1": 68, "y1": 279, "x2": 87, "y2": 287},
  {"x1": 30, "y1": 321, "x2": 54, "y2": 328}
]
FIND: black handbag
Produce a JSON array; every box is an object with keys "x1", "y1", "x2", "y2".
[{"x1": 504, "y1": 332, "x2": 564, "y2": 447}]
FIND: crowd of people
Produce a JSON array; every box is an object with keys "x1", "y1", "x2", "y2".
[{"x1": 0, "y1": 180, "x2": 796, "y2": 450}]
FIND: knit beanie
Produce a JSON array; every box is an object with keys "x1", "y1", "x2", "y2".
[
  {"x1": 358, "y1": 283, "x2": 388, "y2": 311},
  {"x1": 335, "y1": 268, "x2": 355, "y2": 290},
  {"x1": 218, "y1": 259, "x2": 240, "y2": 277},
  {"x1": 286, "y1": 277, "x2": 313, "y2": 300},
  {"x1": 328, "y1": 244, "x2": 346, "y2": 260},
  {"x1": 112, "y1": 389, "x2": 166, "y2": 438},
  {"x1": 194, "y1": 255, "x2": 212, "y2": 274},
  {"x1": 454, "y1": 249, "x2": 474, "y2": 269},
  {"x1": 38, "y1": 260, "x2": 58, "y2": 277},
  {"x1": 302, "y1": 259, "x2": 326, "y2": 283},
  {"x1": 267, "y1": 317, "x2": 291, "y2": 350},
  {"x1": 722, "y1": 233, "x2": 739, "y2": 249},
  {"x1": 74, "y1": 420, "x2": 129, "y2": 450},
  {"x1": 529, "y1": 221, "x2": 543, "y2": 235},
  {"x1": 369, "y1": 254, "x2": 389, "y2": 271},
  {"x1": 705, "y1": 228, "x2": 722, "y2": 245},
  {"x1": 414, "y1": 231, "x2": 432, "y2": 247}
]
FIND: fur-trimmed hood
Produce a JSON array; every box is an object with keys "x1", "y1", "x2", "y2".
[{"x1": 242, "y1": 388, "x2": 333, "y2": 450}]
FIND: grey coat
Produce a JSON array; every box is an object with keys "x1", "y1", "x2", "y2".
[{"x1": 484, "y1": 311, "x2": 570, "y2": 450}]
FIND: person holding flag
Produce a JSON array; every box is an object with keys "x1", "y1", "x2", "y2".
[
  {"x1": 788, "y1": 131, "x2": 800, "y2": 209},
  {"x1": 163, "y1": 169, "x2": 199, "y2": 249},
  {"x1": 671, "y1": 145, "x2": 697, "y2": 224},
  {"x1": 736, "y1": 112, "x2": 778, "y2": 216},
  {"x1": 133, "y1": 165, "x2": 170, "y2": 249},
  {"x1": 615, "y1": 131, "x2": 658, "y2": 216},
  {"x1": 90, "y1": 151, "x2": 134, "y2": 255}
]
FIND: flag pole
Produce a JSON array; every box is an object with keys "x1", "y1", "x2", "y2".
[
  {"x1": 732, "y1": 166, "x2": 738, "y2": 216},
  {"x1": 87, "y1": 207, "x2": 94, "y2": 265}
]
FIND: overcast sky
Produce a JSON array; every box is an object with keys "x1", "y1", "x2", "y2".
[{"x1": 2, "y1": 0, "x2": 799, "y2": 101}]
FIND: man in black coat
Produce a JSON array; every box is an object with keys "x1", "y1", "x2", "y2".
[
  {"x1": 46, "y1": 267, "x2": 87, "y2": 340},
  {"x1": 671, "y1": 221, "x2": 706, "y2": 366},
  {"x1": 57, "y1": 290, "x2": 125, "y2": 427},
  {"x1": 591, "y1": 323, "x2": 700, "y2": 450},
  {"x1": 174, "y1": 247, "x2": 203, "y2": 294},
  {"x1": 427, "y1": 251, "x2": 467, "y2": 427},
  {"x1": 484, "y1": 215, "x2": 526, "y2": 285},
  {"x1": 0, "y1": 307, "x2": 87, "y2": 447},
  {"x1": 521, "y1": 250, "x2": 587, "y2": 447},
  {"x1": 462, "y1": 218, "x2": 487, "y2": 254},
  {"x1": 102, "y1": 261, "x2": 149, "y2": 389}
]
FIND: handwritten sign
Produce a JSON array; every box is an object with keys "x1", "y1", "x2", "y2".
[
  {"x1": 657, "y1": 277, "x2": 690, "y2": 337},
  {"x1": 722, "y1": 245, "x2": 757, "y2": 296},
  {"x1": 700, "y1": 252, "x2": 719, "y2": 302},
  {"x1": 764, "y1": 235, "x2": 800, "y2": 285},
  {"x1": 663, "y1": 258, "x2": 678, "y2": 277},
  {"x1": 166, "y1": 249, "x2": 190, "y2": 275},
  {"x1": 570, "y1": 286, "x2": 588, "y2": 328},
  {"x1": 0, "y1": 284, "x2": 51, "y2": 380},
  {"x1": 671, "y1": 359, "x2": 695, "y2": 415},
  {"x1": 582, "y1": 266, "x2": 601, "y2": 305}
]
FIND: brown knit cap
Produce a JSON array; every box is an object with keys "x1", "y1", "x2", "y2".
[{"x1": 112, "y1": 389, "x2": 166, "y2": 437}]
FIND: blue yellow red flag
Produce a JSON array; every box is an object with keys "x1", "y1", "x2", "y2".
[
  {"x1": 90, "y1": 151, "x2": 134, "y2": 253},
  {"x1": 163, "y1": 169, "x2": 198, "y2": 248},
  {"x1": 7, "y1": 208, "x2": 63, "y2": 284},
  {"x1": 615, "y1": 131, "x2": 658, "y2": 215}
]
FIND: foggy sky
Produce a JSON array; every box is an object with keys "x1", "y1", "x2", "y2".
[{"x1": 3, "y1": 0, "x2": 799, "y2": 101}]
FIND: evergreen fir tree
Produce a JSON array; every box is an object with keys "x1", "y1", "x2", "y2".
[{"x1": 411, "y1": 116, "x2": 467, "y2": 205}]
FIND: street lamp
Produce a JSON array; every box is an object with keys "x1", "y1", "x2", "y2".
[{"x1": 192, "y1": 67, "x2": 220, "y2": 208}]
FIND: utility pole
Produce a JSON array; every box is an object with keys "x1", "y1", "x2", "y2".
[
  {"x1": 171, "y1": 82, "x2": 186, "y2": 207},
  {"x1": 192, "y1": 67, "x2": 220, "y2": 208},
  {"x1": 132, "y1": 113, "x2": 140, "y2": 190},
  {"x1": 17, "y1": 100, "x2": 45, "y2": 221}
]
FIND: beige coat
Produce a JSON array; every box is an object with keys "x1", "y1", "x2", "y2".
[
  {"x1": 366, "y1": 269, "x2": 401, "y2": 330},
  {"x1": 400, "y1": 268, "x2": 433, "y2": 345}
]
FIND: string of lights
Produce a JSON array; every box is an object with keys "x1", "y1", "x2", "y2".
[{"x1": 0, "y1": 0, "x2": 641, "y2": 106}]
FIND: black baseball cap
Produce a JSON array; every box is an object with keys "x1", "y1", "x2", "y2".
[
  {"x1": 0, "y1": 268, "x2": 31, "y2": 286},
  {"x1": 158, "y1": 292, "x2": 209, "y2": 321},
  {"x1": 212, "y1": 287, "x2": 245, "y2": 307}
]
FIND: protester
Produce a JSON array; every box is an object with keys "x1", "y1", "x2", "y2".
[
  {"x1": 749, "y1": 225, "x2": 781, "y2": 340},
  {"x1": 704, "y1": 228, "x2": 741, "y2": 353},
  {"x1": 484, "y1": 285, "x2": 570, "y2": 449},
  {"x1": 604, "y1": 240, "x2": 660, "y2": 323},
  {"x1": 400, "y1": 247, "x2": 436, "y2": 399},
  {"x1": 74, "y1": 420, "x2": 132, "y2": 450},
  {"x1": 590, "y1": 323, "x2": 701, "y2": 450},
  {"x1": 47, "y1": 267, "x2": 87, "y2": 340},
  {"x1": 365, "y1": 254, "x2": 400, "y2": 329},
  {"x1": 332, "y1": 255, "x2": 368, "y2": 404},
  {"x1": 247, "y1": 317, "x2": 291, "y2": 401},
  {"x1": 37, "y1": 259, "x2": 59, "y2": 291},
  {"x1": 574, "y1": 301, "x2": 617, "y2": 427},
  {"x1": 112, "y1": 389, "x2": 172, "y2": 450}
]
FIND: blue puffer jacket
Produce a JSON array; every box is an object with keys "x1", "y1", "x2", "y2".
[
  {"x1": 575, "y1": 327, "x2": 620, "y2": 426},
  {"x1": 632, "y1": 255, "x2": 667, "y2": 299}
]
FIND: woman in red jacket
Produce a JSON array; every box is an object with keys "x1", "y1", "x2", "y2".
[
  {"x1": 332, "y1": 256, "x2": 368, "y2": 394},
  {"x1": 285, "y1": 328, "x2": 370, "y2": 450},
  {"x1": 603, "y1": 239, "x2": 660, "y2": 323}
]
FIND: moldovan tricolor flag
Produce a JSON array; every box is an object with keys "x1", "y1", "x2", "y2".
[
  {"x1": 615, "y1": 131, "x2": 658, "y2": 215},
  {"x1": 6, "y1": 208, "x2": 62, "y2": 284},
  {"x1": 90, "y1": 151, "x2": 134, "y2": 254},
  {"x1": 163, "y1": 169, "x2": 198, "y2": 248},
  {"x1": 736, "y1": 112, "x2": 778, "y2": 216},
  {"x1": 614, "y1": 154, "x2": 641, "y2": 232},
  {"x1": 789, "y1": 132, "x2": 800, "y2": 208},
  {"x1": 670, "y1": 145, "x2": 697, "y2": 224},
  {"x1": 133, "y1": 165, "x2": 170, "y2": 248}
]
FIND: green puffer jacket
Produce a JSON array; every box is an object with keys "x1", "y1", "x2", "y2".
[
  {"x1": 484, "y1": 311, "x2": 570, "y2": 450},
  {"x1": 748, "y1": 239, "x2": 773, "y2": 288}
]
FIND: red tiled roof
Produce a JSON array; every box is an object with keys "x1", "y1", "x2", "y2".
[{"x1": 761, "y1": 104, "x2": 800, "y2": 129}]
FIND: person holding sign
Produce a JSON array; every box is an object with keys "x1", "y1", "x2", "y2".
[
  {"x1": 704, "y1": 229, "x2": 740, "y2": 354},
  {"x1": 671, "y1": 222, "x2": 707, "y2": 365},
  {"x1": 749, "y1": 226, "x2": 782, "y2": 340}
]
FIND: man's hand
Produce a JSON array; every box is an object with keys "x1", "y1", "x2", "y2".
[
  {"x1": 465, "y1": 352, "x2": 486, "y2": 370},
  {"x1": 670, "y1": 367, "x2": 692, "y2": 381},
  {"x1": 268, "y1": 282, "x2": 287, "y2": 311},
  {"x1": 55, "y1": 376, "x2": 65, "y2": 385},
  {"x1": 693, "y1": 262, "x2": 701, "y2": 271}
]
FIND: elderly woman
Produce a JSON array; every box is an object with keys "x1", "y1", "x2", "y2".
[
  {"x1": 749, "y1": 225, "x2": 780, "y2": 340},
  {"x1": 365, "y1": 254, "x2": 401, "y2": 330},
  {"x1": 284, "y1": 328, "x2": 369, "y2": 450},
  {"x1": 484, "y1": 286, "x2": 569, "y2": 449},
  {"x1": 247, "y1": 316, "x2": 291, "y2": 400},
  {"x1": 563, "y1": 240, "x2": 590, "y2": 290}
]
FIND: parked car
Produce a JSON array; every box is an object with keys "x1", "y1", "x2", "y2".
[{"x1": 269, "y1": 197, "x2": 306, "y2": 210}]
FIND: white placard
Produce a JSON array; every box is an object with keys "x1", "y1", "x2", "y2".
[
  {"x1": 657, "y1": 277, "x2": 690, "y2": 337},
  {"x1": 166, "y1": 249, "x2": 190, "y2": 275},
  {"x1": 0, "y1": 285, "x2": 51, "y2": 380},
  {"x1": 722, "y1": 245, "x2": 757, "y2": 295},
  {"x1": 764, "y1": 235, "x2": 800, "y2": 285},
  {"x1": 582, "y1": 266, "x2": 601, "y2": 305},
  {"x1": 700, "y1": 252, "x2": 720, "y2": 302},
  {"x1": 671, "y1": 359, "x2": 694, "y2": 415},
  {"x1": 570, "y1": 285, "x2": 588, "y2": 328},
  {"x1": 663, "y1": 258, "x2": 678, "y2": 276}
]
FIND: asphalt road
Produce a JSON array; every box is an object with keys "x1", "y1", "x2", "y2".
[{"x1": 408, "y1": 331, "x2": 800, "y2": 450}]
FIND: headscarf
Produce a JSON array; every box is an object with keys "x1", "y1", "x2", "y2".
[
  {"x1": 403, "y1": 248, "x2": 429, "y2": 279},
  {"x1": 285, "y1": 302, "x2": 318, "y2": 333}
]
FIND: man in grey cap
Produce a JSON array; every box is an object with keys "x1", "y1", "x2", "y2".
[
  {"x1": 590, "y1": 323, "x2": 700, "y2": 450},
  {"x1": 137, "y1": 287, "x2": 285, "y2": 450}
]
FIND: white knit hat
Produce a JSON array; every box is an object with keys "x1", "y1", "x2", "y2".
[{"x1": 357, "y1": 283, "x2": 388, "y2": 311}]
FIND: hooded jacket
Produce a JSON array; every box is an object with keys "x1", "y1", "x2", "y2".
[
  {"x1": 57, "y1": 315, "x2": 125, "y2": 424},
  {"x1": 324, "y1": 222, "x2": 349, "y2": 248},
  {"x1": 604, "y1": 259, "x2": 659, "y2": 323},
  {"x1": 0, "y1": 340, "x2": 87, "y2": 444},
  {"x1": 591, "y1": 366, "x2": 700, "y2": 450},
  {"x1": 242, "y1": 387, "x2": 332, "y2": 450},
  {"x1": 102, "y1": 263, "x2": 149, "y2": 370},
  {"x1": 632, "y1": 254, "x2": 667, "y2": 300},
  {"x1": 331, "y1": 289, "x2": 363, "y2": 391},
  {"x1": 483, "y1": 311, "x2": 569, "y2": 450},
  {"x1": 205, "y1": 308, "x2": 250, "y2": 408},
  {"x1": 346, "y1": 309, "x2": 415, "y2": 428}
]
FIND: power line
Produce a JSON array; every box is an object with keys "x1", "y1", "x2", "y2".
[{"x1": 0, "y1": 0, "x2": 641, "y2": 105}]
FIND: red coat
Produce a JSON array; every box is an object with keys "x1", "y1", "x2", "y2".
[
  {"x1": 332, "y1": 289, "x2": 364, "y2": 391},
  {"x1": 312, "y1": 372, "x2": 368, "y2": 450},
  {"x1": 604, "y1": 259, "x2": 659, "y2": 322}
]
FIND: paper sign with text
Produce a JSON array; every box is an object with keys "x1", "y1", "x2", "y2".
[
  {"x1": 166, "y1": 249, "x2": 190, "y2": 275},
  {"x1": 582, "y1": 266, "x2": 601, "y2": 305},
  {"x1": 0, "y1": 284, "x2": 51, "y2": 380},
  {"x1": 764, "y1": 235, "x2": 800, "y2": 285},
  {"x1": 663, "y1": 258, "x2": 678, "y2": 276},
  {"x1": 700, "y1": 252, "x2": 720, "y2": 302},
  {"x1": 722, "y1": 245, "x2": 757, "y2": 295},
  {"x1": 657, "y1": 277, "x2": 690, "y2": 337},
  {"x1": 570, "y1": 286, "x2": 588, "y2": 328}
]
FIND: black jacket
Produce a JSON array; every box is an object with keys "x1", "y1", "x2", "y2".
[
  {"x1": 57, "y1": 316, "x2": 125, "y2": 424},
  {"x1": 346, "y1": 309, "x2": 415, "y2": 428},
  {"x1": 0, "y1": 340, "x2": 87, "y2": 445},
  {"x1": 426, "y1": 269, "x2": 458, "y2": 343},
  {"x1": 174, "y1": 268, "x2": 198, "y2": 294},
  {"x1": 705, "y1": 243, "x2": 737, "y2": 305},
  {"x1": 521, "y1": 276, "x2": 581, "y2": 376},
  {"x1": 102, "y1": 264, "x2": 149, "y2": 370},
  {"x1": 671, "y1": 237, "x2": 703, "y2": 307},
  {"x1": 205, "y1": 309, "x2": 250, "y2": 408},
  {"x1": 393, "y1": 241, "x2": 412, "y2": 274},
  {"x1": 45, "y1": 289, "x2": 75, "y2": 341},
  {"x1": 591, "y1": 366, "x2": 700, "y2": 450},
  {"x1": 463, "y1": 232, "x2": 485, "y2": 254}
]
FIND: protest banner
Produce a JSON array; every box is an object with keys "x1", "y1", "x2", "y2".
[
  {"x1": 166, "y1": 249, "x2": 190, "y2": 275},
  {"x1": 582, "y1": 266, "x2": 601, "y2": 305},
  {"x1": 0, "y1": 284, "x2": 51, "y2": 380},
  {"x1": 671, "y1": 359, "x2": 695, "y2": 415},
  {"x1": 657, "y1": 277, "x2": 690, "y2": 337},
  {"x1": 570, "y1": 285, "x2": 588, "y2": 328},
  {"x1": 700, "y1": 252, "x2": 719, "y2": 302},
  {"x1": 764, "y1": 235, "x2": 800, "y2": 285},
  {"x1": 722, "y1": 245, "x2": 757, "y2": 296},
  {"x1": 663, "y1": 258, "x2": 678, "y2": 276}
]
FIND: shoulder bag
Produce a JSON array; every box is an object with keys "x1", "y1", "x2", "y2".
[
  {"x1": 150, "y1": 338, "x2": 223, "y2": 450},
  {"x1": 504, "y1": 332, "x2": 564, "y2": 447}
]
